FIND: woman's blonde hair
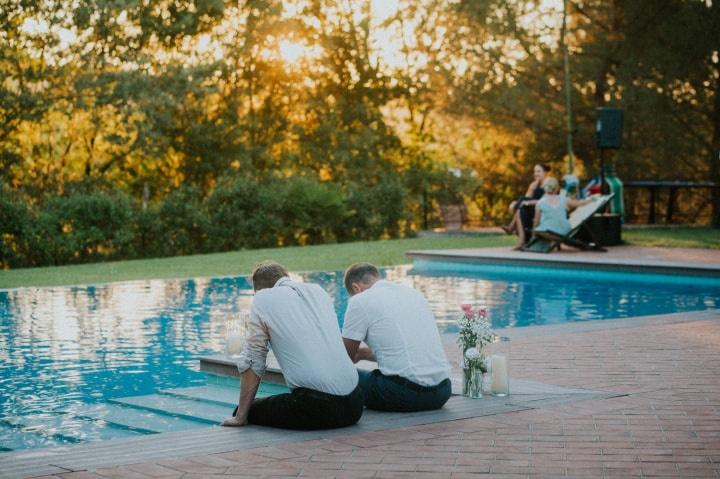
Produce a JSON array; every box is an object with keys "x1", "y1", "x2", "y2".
[{"x1": 543, "y1": 177, "x2": 560, "y2": 194}]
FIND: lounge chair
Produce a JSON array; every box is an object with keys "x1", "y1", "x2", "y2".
[{"x1": 522, "y1": 194, "x2": 614, "y2": 253}]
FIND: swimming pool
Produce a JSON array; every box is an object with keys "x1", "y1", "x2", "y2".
[{"x1": 1, "y1": 264, "x2": 719, "y2": 451}]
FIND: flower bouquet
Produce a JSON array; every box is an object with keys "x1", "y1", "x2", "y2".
[{"x1": 458, "y1": 304, "x2": 496, "y2": 397}]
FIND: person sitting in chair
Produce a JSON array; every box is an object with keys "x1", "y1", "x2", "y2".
[
  {"x1": 532, "y1": 177, "x2": 595, "y2": 240},
  {"x1": 341, "y1": 263, "x2": 452, "y2": 412},
  {"x1": 222, "y1": 261, "x2": 363, "y2": 430},
  {"x1": 502, "y1": 164, "x2": 552, "y2": 249}
]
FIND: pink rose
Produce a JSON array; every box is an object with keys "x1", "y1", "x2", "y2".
[
  {"x1": 461, "y1": 303, "x2": 474, "y2": 319},
  {"x1": 477, "y1": 307, "x2": 488, "y2": 318}
]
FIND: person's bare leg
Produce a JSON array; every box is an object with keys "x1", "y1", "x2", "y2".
[
  {"x1": 512, "y1": 220, "x2": 525, "y2": 249},
  {"x1": 502, "y1": 209, "x2": 519, "y2": 234}
]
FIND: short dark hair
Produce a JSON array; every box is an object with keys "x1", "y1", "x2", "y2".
[
  {"x1": 343, "y1": 263, "x2": 380, "y2": 293},
  {"x1": 252, "y1": 261, "x2": 289, "y2": 291}
]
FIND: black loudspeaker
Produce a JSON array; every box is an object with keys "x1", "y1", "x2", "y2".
[
  {"x1": 595, "y1": 108, "x2": 623, "y2": 149},
  {"x1": 577, "y1": 214, "x2": 623, "y2": 246}
]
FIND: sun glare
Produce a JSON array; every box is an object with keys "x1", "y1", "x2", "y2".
[{"x1": 279, "y1": 40, "x2": 306, "y2": 64}]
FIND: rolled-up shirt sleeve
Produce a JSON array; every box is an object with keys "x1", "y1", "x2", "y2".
[{"x1": 235, "y1": 309, "x2": 270, "y2": 378}]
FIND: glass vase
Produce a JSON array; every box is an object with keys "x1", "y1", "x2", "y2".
[
  {"x1": 468, "y1": 367, "x2": 484, "y2": 399},
  {"x1": 462, "y1": 367, "x2": 472, "y2": 396}
]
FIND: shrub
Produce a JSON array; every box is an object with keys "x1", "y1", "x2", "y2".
[
  {"x1": 277, "y1": 177, "x2": 345, "y2": 245},
  {"x1": 337, "y1": 178, "x2": 408, "y2": 241},
  {"x1": 150, "y1": 186, "x2": 209, "y2": 256},
  {"x1": 0, "y1": 186, "x2": 35, "y2": 268},
  {"x1": 35, "y1": 190, "x2": 135, "y2": 265},
  {"x1": 205, "y1": 179, "x2": 283, "y2": 251}
]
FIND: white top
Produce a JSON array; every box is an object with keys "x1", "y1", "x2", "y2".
[
  {"x1": 342, "y1": 280, "x2": 451, "y2": 387},
  {"x1": 237, "y1": 277, "x2": 358, "y2": 396}
]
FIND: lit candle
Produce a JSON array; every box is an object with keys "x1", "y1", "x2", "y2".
[
  {"x1": 491, "y1": 355, "x2": 509, "y2": 396},
  {"x1": 226, "y1": 331, "x2": 245, "y2": 357}
]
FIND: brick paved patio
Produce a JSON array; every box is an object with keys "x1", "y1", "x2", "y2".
[{"x1": 32, "y1": 310, "x2": 720, "y2": 479}]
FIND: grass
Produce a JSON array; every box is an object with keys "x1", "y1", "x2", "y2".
[
  {"x1": 622, "y1": 227, "x2": 720, "y2": 250},
  {"x1": 1, "y1": 226, "x2": 717, "y2": 290},
  {"x1": 0, "y1": 234, "x2": 513, "y2": 289}
]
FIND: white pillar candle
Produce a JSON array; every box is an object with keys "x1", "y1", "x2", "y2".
[
  {"x1": 226, "y1": 332, "x2": 245, "y2": 357},
  {"x1": 491, "y1": 355, "x2": 509, "y2": 396}
]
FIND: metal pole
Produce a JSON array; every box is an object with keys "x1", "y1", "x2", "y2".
[
  {"x1": 562, "y1": 0, "x2": 574, "y2": 175},
  {"x1": 600, "y1": 149, "x2": 606, "y2": 195}
]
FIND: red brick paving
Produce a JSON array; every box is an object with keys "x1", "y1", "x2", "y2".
[{"x1": 37, "y1": 317, "x2": 720, "y2": 478}]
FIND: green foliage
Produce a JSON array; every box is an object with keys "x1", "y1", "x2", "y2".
[
  {"x1": 0, "y1": 185, "x2": 34, "y2": 268},
  {"x1": 338, "y1": 178, "x2": 408, "y2": 241},
  {"x1": 150, "y1": 186, "x2": 209, "y2": 257},
  {"x1": 278, "y1": 177, "x2": 345, "y2": 245},
  {"x1": 205, "y1": 178, "x2": 282, "y2": 251},
  {"x1": 34, "y1": 190, "x2": 135, "y2": 265},
  {"x1": 1, "y1": 0, "x2": 718, "y2": 257}
]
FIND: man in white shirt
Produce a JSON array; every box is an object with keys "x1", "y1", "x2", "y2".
[
  {"x1": 222, "y1": 261, "x2": 363, "y2": 429},
  {"x1": 341, "y1": 263, "x2": 452, "y2": 412}
]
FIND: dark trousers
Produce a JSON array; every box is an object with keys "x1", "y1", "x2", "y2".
[
  {"x1": 358, "y1": 369, "x2": 452, "y2": 412},
  {"x1": 519, "y1": 204, "x2": 536, "y2": 242},
  {"x1": 232, "y1": 383, "x2": 363, "y2": 430}
]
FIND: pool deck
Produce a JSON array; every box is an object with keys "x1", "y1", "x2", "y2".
[
  {"x1": 7, "y1": 245, "x2": 720, "y2": 479},
  {"x1": 406, "y1": 245, "x2": 720, "y2": 276},
  {"x1": 12, "y1": 308, "x2": 719, "y2": 479}
]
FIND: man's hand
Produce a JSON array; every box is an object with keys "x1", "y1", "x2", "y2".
[{"x1": 221, "y1": 416, "x2": 248, "y2": 427}]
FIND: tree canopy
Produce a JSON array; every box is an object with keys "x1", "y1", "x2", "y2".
[{"x1": 1, "y1": 0, "x2": 718, "y2": 267}]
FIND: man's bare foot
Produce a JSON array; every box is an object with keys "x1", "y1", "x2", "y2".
[{"x1": 221, "y1": 417, "x2": 248, "y2": 427}]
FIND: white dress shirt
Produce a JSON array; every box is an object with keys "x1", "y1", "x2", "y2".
[
  {"x1": 236, "y1": 277, "x2": 358, "y2": 396},
  {"x1": 342, "y1": 280, "x2": 451, "y2": 386}
]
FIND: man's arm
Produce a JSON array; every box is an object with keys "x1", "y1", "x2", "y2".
[
  {"x1": 221, "y1": 312, "x2": 269, "y2": 427},
  {"x1": 343, "y1": 338, "x2": 375, "y2": 363},
  {"x1": 222, "y1": 369, "x2": 260, "y2": 427}
]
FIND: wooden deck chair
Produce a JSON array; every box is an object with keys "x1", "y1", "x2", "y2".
[{"x1": 522, "y1": 194, "x2": 614, "y2": 253}]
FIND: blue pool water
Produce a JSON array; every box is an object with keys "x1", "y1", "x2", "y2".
[{"x1": 1, "y1": 264, "x2": 719, "y2": 451}]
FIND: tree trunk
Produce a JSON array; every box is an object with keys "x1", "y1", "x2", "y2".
[{"x1": 711, "y1": 66, "x2": 720, "y2": 228}]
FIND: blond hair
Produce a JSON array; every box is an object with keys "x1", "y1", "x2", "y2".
[{"x1": 543, "y1": 177, "x2": 560, "y2": 194}]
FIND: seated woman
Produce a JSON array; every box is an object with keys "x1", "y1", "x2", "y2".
[
  {"x1": 502, "y1": 163, "x2": 551, "y2": 249},
  {"x1": 532, "y1": 177, "x2": 595, "y2": 240}
]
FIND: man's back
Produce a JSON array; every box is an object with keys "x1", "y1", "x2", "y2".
[
  {"x1": 342, "y1": 280, "x2": 450, "y2": 386},
  {"x1": 252, "y1": 278, "x2": 358, "y2": 395}
]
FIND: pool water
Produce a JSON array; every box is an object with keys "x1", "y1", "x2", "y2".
[{"x1": 1, "y1": 264, "x2": 719, "y2": 451}]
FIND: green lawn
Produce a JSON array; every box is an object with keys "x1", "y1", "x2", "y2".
[
  {"x1": 1, "y1": 227, "x2": 717, "y2": 290},
  {"x1": 0, "y1": 234, "x2": 513, "y2": 289},
  {"x1": 622, "y1": 227, "x2": 720, "y2": 250}
]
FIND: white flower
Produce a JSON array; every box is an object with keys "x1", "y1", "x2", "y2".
[{"x1": 464, "y1": 347, "x2": 481, "y2": 360}]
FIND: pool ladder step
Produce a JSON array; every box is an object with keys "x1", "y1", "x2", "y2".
[
  {"x1": 71, "y1": 403, "x2": 209, "y2": 434},
  {"x1": 0, "y1": 412, "x2": 143, "y2": 450},
  {"x1": 0, "y1": 384, "x2": 287, "y2": 450},
  {"x1": 108, "y1": 393, "x2": 231, "y2": 424},
  {"x1": 0, "y1": 421, "x2": 69, "y2": 451}
]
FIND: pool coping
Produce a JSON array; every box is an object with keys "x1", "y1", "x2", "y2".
[{"x1": 406, "y1": 247, "x2": 720, "y2": 276}]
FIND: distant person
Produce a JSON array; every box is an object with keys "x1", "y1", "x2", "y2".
[
  {"x1": 222, "y1": 261, "x2": 363, "y2": 430},
  {"x1": 341, "y1": 263, "x2": 452, "y2": 412},
  {"x1": 532, "y1": 177, "x2": 596, "y2": 239},
  {"x1": 501, "y1": 163, "x2": 551, "y2": 249}
]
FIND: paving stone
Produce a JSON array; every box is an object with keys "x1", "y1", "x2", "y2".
[{"x1": 23, "y1": 312, "x2": 720, "y2": 479}]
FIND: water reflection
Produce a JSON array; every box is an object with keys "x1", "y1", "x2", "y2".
[{"x1": 1, "y1": 265, "x2": 718, "y2": 447}]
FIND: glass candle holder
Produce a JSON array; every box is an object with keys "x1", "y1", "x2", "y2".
[
  {"x1": 488, "y1": 336, "x2": 511, "y2": 396},
  {"x1": 225, "y1": 311, "x2": 249, "y2": 358}
]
